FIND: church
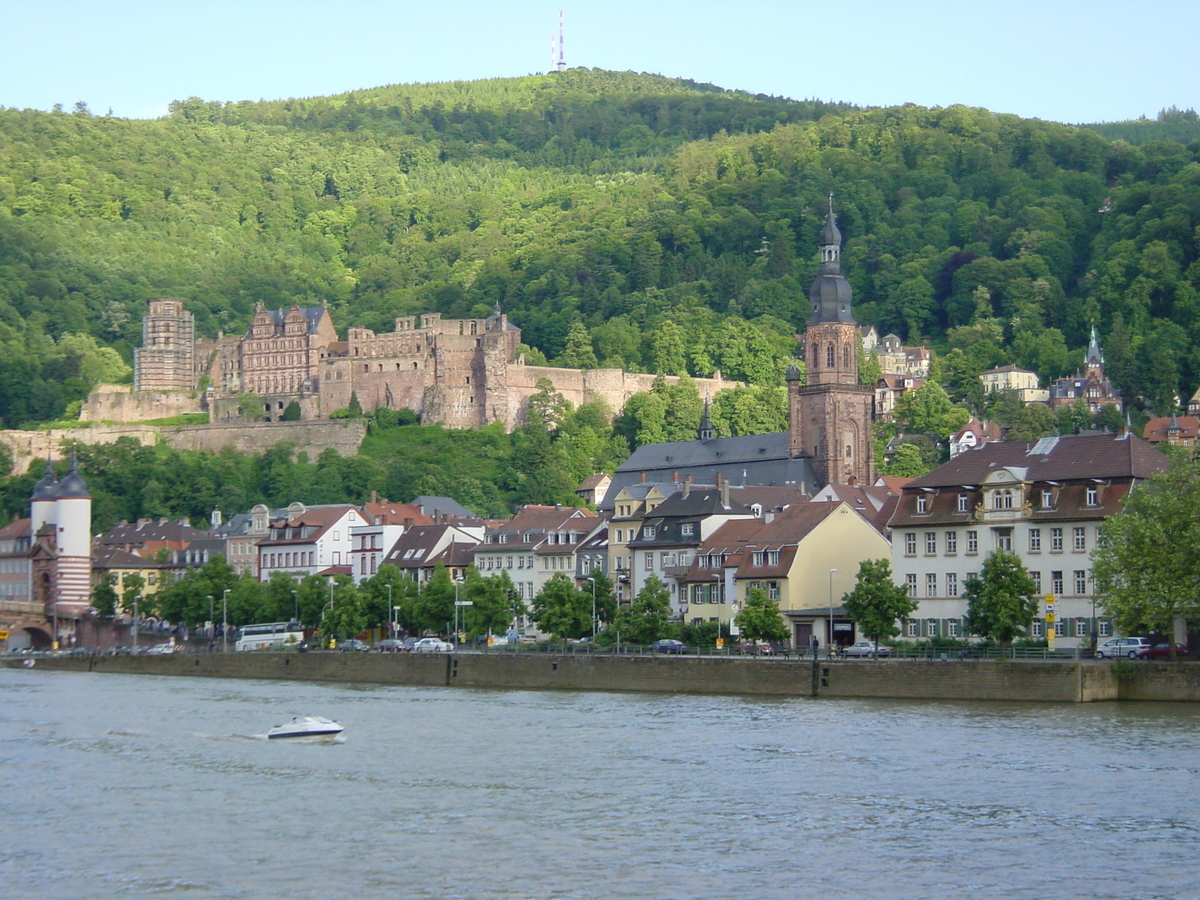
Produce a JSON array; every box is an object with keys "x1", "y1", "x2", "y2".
[{"x1": 602, "y1": 201, "x2": 875, "y2": 507}]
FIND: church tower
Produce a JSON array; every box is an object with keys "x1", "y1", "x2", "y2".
[{"x1": 787, "y1": 199, "x2": 874, "y2": 486}]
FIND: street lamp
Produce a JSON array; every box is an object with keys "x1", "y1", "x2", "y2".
[
  {"x1": 386, "y1": 584, "x2": 393, "y2": 636},
  {"x1": 132, "y1": 595, "x2": 140, "y2": 654},
  {"x1": 828, "y1": 569, "x2": 838, "y2": 659},
  {"x1": 222, "y1": 589, "x2": 230, "y2": 653},
  {"x1": 291, "y1": 590, "x2": 299, "y2": 625},
  {"x1": 453, "y1": 575, "x2": 465, "y2": 644},
  {"x1": 586, "y1": 576, "x2": 597, "y2": 638},
  {"x1": 713, "y1": 572, "x2": 723, "y2": 651}
]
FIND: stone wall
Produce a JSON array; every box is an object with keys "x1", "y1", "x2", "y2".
[
  {"x1": 81, "y1": 385, "x2": 203, "y2": 423},
  {"x1": 0, "y1": 420, "x2": 367, "y2": 471},
  {"x1": 21, "y1": 653, "x2": 1181, "y2": 703}
]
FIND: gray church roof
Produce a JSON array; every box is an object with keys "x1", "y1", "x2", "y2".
[{"x1": 601, "y1": 432, "x2": 819, "y2": 509}]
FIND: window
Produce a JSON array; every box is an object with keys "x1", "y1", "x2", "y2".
[
  {"x1": 925, "y1": 532, "x2": 937, "y2": 554},
  {"x1": 905, "y1": 574, "x2": 917, "y2": 597},
  {"x1": 1099, "y1": 621, "x2": 1111, "y2": 637},
  {"x1": 752, "y1": 551, "x2": 765, "y2": 567},
  {"x1": 957, "y1": 494, "x2": 970, "y2": 513},
  {"x1": 966, "y1": 531, "x2": 978, "y2": 554},
  {"x1": 1041, "y1": 489, "x2": 1053, "y2": 509},
  {"x1": 1076, "y1": 620, "x2": 1088, "y2": 637},
  {"x1": 1029, "y1": 528, "x2": 1041, "y2": 552},
  {"x1": 1032, "y1": 620, "x2": 1044, "y2": 638},
  {"x1": 1073, "y1": 527, "x2": 1086, "y2": 551},
  {"x1": 681, "y1": 523, "x2": 695, "y2": 538},
  {"x1": 996, "y1": 528, "x2": 1012, "y2": 552},
  {"x1": 1051, "y1": 571, "x2": 1064, "y2": 595},
  {"x1": 767, "y1": 582, "x2": 780, "y2": 601},
  {"x1": 1031, "y1": 571, "x2": 1042, "y2": 593},
  {"x1": 947, "y1": 573, "x2": 959, "y2": 597},
  {"x1": 1051, "y1": 528, "x2": 1063, "y2": 552},
  {"x1": 948, "y1": 619, "x2": 959, "y2": 637},
  {"x1": 1086, "y1": 485, "x2": 1098, "y2": 506},
  {"x1": 907, "y1": 619, "x2": 919, "y2": 637},
  {"x1": 927, "y1": 618, "x2": 938, "y2": 637},
  {"x1": 917, "y1": 495, "x2": 928, "y2": 514},
  {"x1": 905, "y1": 533, "x2": 917, "y2": 556},
  {"x1": 1055, "y1": 621, "x2": 1065, "y2": 638},
  {"x1": 643, "y1": 527, "x2": 656, "y2": 540},
  {"x1": 946, "y1": 531, "x2": 957, "y2": 554},
  {"x1": 1074, "y1": 570, "x2": 1088, "y2": 595},
  {"x1": 767, "y1": 550, "x2": 781, "y2": 566},
  {"x1": 926, "y1": 573, "x2": 937, "y2": 597},
  {"x1": 644, "y1": 553, "x2": 653, "y2": 571}
]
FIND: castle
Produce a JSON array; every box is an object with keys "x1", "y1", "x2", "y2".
[{"x1": 90, "y1": 303, "x2": 738, "y2": 430}]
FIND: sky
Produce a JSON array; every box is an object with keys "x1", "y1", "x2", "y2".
[{"x1": 0, "y1": 0, "x2": 1195, "y2": 124}]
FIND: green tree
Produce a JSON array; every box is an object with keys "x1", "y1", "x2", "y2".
[
  {"x1": 531, "y1": 573, "x2": 591, "y2": 639},
  {"x1": 92, "y1": 572, "x2": 119, "y2": 617},
  {"x1": 962, "y1": 550, "x2": 1039, "y2": 650},
  {"x1": 1092, "y1": 454, "x2": 1196, "y2": 656},
  {"x1": 281, "y1": 400, "x2": 302, "y2": 421},
  {"x1": 615, "y1": 574, "x2": 672, "y2": 644},
  {"x1": 840, "y1": 558, "x2": 916, "y2": 647},
  {"x1": 734, "y1": 587, "x2": 789, "y2": 644},
  {"x1": 557, "y1": 321, "x2": 598, "y2": 369}
]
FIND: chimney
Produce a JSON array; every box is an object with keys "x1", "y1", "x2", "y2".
[
  {"x1": 682, "y1": 480, "x2": 690, "y2": 499},
  {"x1": 404, "y1": 517, "x2": 413, "y2": 528},
  {"x1": 639, "y1": 472, "x2": 646, "y2": 483},
  {"x1": 671, "y1": 471, "x2": 679, "y2": 482},
  {"x1": 370, "y1": 490, "x2": 378, "y2": 503},
  {"x1": 718, "y1": 474, "x2": 729, "y2": 508}
]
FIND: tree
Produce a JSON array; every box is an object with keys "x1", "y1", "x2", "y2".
[
  {"x1": 1092, "y1": 454, "x2": 1197, "y2": 657},
  {"x1": 92, "y1": 572, "x2": 119, "y2": 617},
  {"x1": 735, "y1": 587, "x2": 789, "y2": 644},
  {"x1": 531, "y1": 573, "x2": 591, "y2": 639},
  {"x1": 282, "y1": 400, "x2": 302, "y2": 421},
  {"x1": 962, "y1": 550, "x2": 1038, "y2": 650},
  {"x1": 841, "y1": 558, "x2": 916, "y2": 648},
  {"x1": 615, "y1": 574, "x2": 672, "y2": 644},
  {"x1": 557, "y1": 321, "x2": 598, "y2": 369}
]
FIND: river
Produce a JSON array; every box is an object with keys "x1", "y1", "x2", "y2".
[{"x1": 1, "y1": 667, "x2": 1196, "y2": 900}]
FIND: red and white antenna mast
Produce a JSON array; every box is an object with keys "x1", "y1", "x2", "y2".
[{"x1": 555, "y1": 11, "x2": 566, "y2": 71}]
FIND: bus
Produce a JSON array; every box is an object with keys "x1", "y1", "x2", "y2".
[{"x1": 235, "y1": 622, "x2": 305, "y2": 651}]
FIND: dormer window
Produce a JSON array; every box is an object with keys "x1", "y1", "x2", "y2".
[
  {"x1": 917, "y1": 495, "x2": 928, "y2": 514},
  {"x1": 1086, "y1": 485, "x2": 1098, "y2": 506},
  {"x1": 643, "y1": 527, "x2": 655, "y2": 540},
  {"x1": 991, "y1": 489, "x2": 1015, "y2": 510},
  {"x1": 1041, "y1": 489, "x2": 1053, "y2": 509},
  {"x1": 681, "y1": 523, "x2": 695, "y2": 538},
  {"x1": 957, "y1": 494, "x2": 969, "y2": 513}
]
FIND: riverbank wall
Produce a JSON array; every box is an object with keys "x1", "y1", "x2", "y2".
[{"x1": 9, "y1": 652, "x2": 1198, "y2": 702}]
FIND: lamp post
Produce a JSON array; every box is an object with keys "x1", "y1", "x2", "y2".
[
  {"x1": 207, "y1": 595, "x2": 213, "y2": 630},
  {"x1": 132, "y1": 595, "x2": 139, "y2": 655},
  {"x1": 291, "y1": 590, "x2": 299, "y2": 625},
  {"x1": 386, "y1": 584, "x2": 393, "y2": 636},
  {"x1": 222, "y1": 589, "x2": 230, "y2": 653},
  {"x1": 714, "y1": 572, "x2": 723, "y2": 651},
  {"x1": 828, "y1": 569, "x2": 838, "y2": 659},
  {"x1": 586, "y1": 576, "x2": 597, "y2": 638}
]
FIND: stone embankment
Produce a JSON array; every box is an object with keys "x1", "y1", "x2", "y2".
[{"x1": 8, "y1": 652, "x2": 1200, "y2": 702}]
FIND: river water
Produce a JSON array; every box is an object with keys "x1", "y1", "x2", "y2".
[{"x1": 1, "y1": 667, "x2": 1197, "y2": 900}]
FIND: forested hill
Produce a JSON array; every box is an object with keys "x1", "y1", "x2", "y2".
[{"x1": 1, "y1": 68, "x2": 1200, "y2": 432}]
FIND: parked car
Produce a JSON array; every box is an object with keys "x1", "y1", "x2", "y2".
[
  {"x1": 375, "y1": 639, "x2": 407, "y2": 652},
  {"x1": 337, "y1": 639, "x2": 370, "y2": 652},
  {"x1": 1148, "y1": 642, "x2": 1190, "y2": 660},
  {"x1": 1095, "y1": 637, "x2": 1151, "y2": 659},
  {"x1": 739, "y1": 641, "x2": 775, "y2": 655},
  {"x1": 653, "y1": 639, "x2": 686, "y2": 654},
  {"x1": 844, "y1": 640, "x2": 891, "y2": 658},
  {"x1": 144, "y1": 643, "x2": 177, "y2": 655},
  {"x1": 412, "y1": 637, "x2": 453, "y2": 653}
]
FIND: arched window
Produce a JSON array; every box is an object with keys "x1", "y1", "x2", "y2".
[{"x1": 826, "y1": 344, "x2": 835, "y2": 368}]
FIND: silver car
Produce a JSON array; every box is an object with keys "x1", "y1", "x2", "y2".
[
  {"x1": 412, "y1": 637, "x2": 453, "y2": 653},
  {"x1": 1094, "y1": 637, "x2": 1150, "y2": 659},
  {"x1": 844, "y1": 641, "x2": 891, "y2": 657}
]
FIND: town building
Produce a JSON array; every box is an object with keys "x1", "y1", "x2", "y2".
[
  {"x1": 980, "y1": 365, "x2": 1049, "y2": 403},
  {"x1": 1141, "y1": 414, "x2": 1199, "y2": 450},
  {"x1": 1048, "y1": 328, "x2": 1122, "y2": 413},
  {"x1": 887, "y1": 432, "x2": 1168, "y2": 649},
  {"x1": 949, "y1": 418, "x2": 1003, "y2": 458},
  {"x1": 255, "y1": 504, "x2": 366, "y2": 581}
]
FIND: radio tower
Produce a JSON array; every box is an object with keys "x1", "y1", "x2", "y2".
[{"x1": 555, "y1": 11, "x2": 566, "y2": 72}]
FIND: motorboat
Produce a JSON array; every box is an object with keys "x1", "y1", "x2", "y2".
[{"x1": 267, "y1": 715, "x2": 344, "y2": 740}]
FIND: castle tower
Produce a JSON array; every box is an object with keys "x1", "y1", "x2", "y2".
[
  {"x1": 788, "y1": 199, "x2": 874, "y2": 486},
  {"x1": 134, "y1": 299, "x2": 195, "y2": 391}
]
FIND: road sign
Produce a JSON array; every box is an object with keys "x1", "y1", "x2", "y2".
[{"x1": 0, "y1": 629, "x2": 9, "y2": 640}]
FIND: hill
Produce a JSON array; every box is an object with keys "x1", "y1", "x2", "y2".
[{"x1": 1, "y1": 69, "x2": 1199, "y2": 434}]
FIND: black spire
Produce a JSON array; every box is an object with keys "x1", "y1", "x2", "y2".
[{"x1": 807, "y1": 196, "x2": 855, "y2": 325}]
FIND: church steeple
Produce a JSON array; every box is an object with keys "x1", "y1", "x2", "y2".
[{"x1": 807, "y1": 196, "x2": 856, "y2": 326}]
